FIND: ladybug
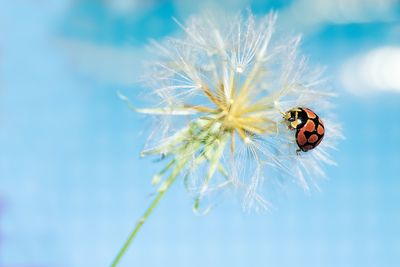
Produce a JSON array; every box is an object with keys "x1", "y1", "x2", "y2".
[{"x1": 284, "y1": 107, "x2": 325, "y2": 152}]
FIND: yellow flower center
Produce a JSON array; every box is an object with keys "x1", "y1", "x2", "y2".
[{"x1": 185, "y1": 82, "x2": 277, "y2": 152}]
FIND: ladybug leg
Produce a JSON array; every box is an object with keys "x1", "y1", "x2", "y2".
[{"x1": 296, "y1": 149, "x2": 302, "y2": 155}]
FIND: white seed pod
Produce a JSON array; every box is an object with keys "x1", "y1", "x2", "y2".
[{"x1": 129, "y1": 11, "x2": 343, "y2": 212}]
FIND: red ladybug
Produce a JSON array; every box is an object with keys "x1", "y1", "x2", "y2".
[{"x1": 284, "y1": 107, "x2": 325, "y2": 152}]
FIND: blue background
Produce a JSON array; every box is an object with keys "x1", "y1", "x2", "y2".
[{"x1": 1, "y1": 1, "x2": 399, "y2": 267}]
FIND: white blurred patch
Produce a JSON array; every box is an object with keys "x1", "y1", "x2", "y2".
[
  {"x1": 340, "y1": 46, "x2": 400, "y2": 94},
  {"x1": 57, "y1": 39, "x2": 148, "y2": 85},
  {"x1": 281, "y1": 0, "x2": 398, "y2": 31}
]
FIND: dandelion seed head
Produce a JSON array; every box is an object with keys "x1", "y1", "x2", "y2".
[{"x1": 134, "y1": 10, "x2": 342, "y2": 212}]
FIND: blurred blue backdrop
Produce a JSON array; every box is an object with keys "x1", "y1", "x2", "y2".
[{"x1": 1, "y1": 1, "x2": 400, "y2": 267}]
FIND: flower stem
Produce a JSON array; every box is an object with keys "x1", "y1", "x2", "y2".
[{"x1": 110, "y1": 164, "x2": 182, "y2": 267}]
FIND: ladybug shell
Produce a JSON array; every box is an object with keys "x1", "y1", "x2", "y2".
[{"x1": 294, "y1": 108, "x2": 325, "y2": 152}]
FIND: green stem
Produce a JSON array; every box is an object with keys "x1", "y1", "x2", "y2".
[{"x1": 110, "y1": 164, "x2": 183, "y2": 267}]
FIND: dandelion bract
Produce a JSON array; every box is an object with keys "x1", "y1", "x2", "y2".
[{"x1": 112, "y1": 10, "x2": 342, "y2": 266}]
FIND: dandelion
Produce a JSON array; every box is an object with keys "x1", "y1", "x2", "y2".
[{"x1": 111, "y1": 10, "x2": 342, "y2": 266}]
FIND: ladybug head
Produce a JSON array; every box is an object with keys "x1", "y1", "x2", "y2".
[{"x1": 284, "y1": 108, "x2": 302, "y2": 130}]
